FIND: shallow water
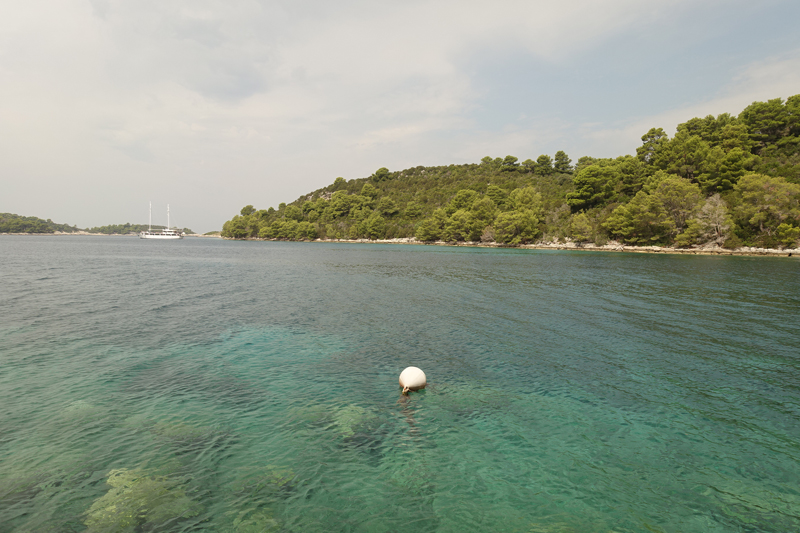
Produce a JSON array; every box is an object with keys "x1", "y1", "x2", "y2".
[{"x1": 1, "y1": 236, "x2": 799, "y2": 532}]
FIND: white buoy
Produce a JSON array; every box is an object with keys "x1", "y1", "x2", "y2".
[{"x1": 399, "y1": 366, "x2": 427, "y2": 394}]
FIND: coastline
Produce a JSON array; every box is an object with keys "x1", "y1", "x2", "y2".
[
  {"x1": 284, "y1": 237, "x2": 800, "y2": 257},
  {"x1": 3, "y1": 232, "x2": 796, "y2": 256},
  {"x1": 0, "y1": 232, "x2": 221, "y2": 238}
]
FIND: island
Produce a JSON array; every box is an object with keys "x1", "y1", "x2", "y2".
[{"x1": 221, "y1": 94, "x2": 800, "y2": 253}]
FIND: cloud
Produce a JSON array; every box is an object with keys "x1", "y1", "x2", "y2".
[
  {"x1": 581, "y1": 52, "x2": 800, "y2": 157},
  {"x1": 0, "y1": 0, "x2": 797, "y2": 231}
]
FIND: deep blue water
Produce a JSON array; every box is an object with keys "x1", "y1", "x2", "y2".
[{"x1": 1, "y1": 236, "x2": 799, "y2": 532}]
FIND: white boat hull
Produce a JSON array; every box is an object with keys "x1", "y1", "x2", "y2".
[{"x1": 139, "y1": 232, "x2": 183, "y2": 239}]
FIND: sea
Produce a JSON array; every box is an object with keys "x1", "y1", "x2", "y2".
[{"x1": 1, "y1": 236, "x2": 799, "y2": 533}]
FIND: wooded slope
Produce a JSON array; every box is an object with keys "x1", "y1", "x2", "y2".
[
  {"x1": 0, "y1": 213, "x2": 80, "y2": 234},
  {"x1": 222, "y1": 95, "x2": 800, "y2": 248}
]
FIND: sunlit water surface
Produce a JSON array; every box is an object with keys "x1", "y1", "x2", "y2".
[{"x1": 1, "y1": 236, "x2": 799, "y2": 532}]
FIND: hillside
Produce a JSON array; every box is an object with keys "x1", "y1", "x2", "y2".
[
  {"x1": 87, "y1": 223, "x2": 195, "y2": 235},
  {"x1": 0, "y1": 213, "x2": 81, "y2": 234},
  {"x1": 221, "y1": 95, "x2": 800, "y2": 249},
  {"x1": 0, "y1": 215, "x2": 195, "y2": 235}
]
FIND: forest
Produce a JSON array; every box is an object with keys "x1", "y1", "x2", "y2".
[
  {"x1": 86, "y1": 223, "x2": 195, "y2": 235},
  {"x1": 222, "y1": 94, "x2": 800, "y2": 249},
  {"x1": 0, "y1": 216, "x2": 195, "y2": 235},
  {"x1": 0, "y1": 213, "x2": 81, "y2": 234}
]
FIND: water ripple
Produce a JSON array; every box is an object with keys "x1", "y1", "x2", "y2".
[{"x1": 1, "y1": 237, "x2": 799, "y2": 532}]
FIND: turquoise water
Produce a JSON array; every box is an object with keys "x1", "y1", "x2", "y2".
[{"x1": 1, "y1": 236, "x2": 799, "y2": 532}]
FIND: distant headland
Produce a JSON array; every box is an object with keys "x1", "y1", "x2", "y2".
[{"x1": 0, "y1": 214, "x2": 213, "y2": 237}]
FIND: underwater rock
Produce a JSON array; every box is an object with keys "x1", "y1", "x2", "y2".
[
  {"x1": 58, "y1": 400, "x2": 110, "y2": 424},
  {"x1": 61, "y1": 400, "x2": 95, "y2": 415},
  {"x1": 84, "y1": 468, "x2": 201, "y2": 532},
  {"x1": 0, "y1": 447, "x2": 93, "y2": 506},
  {"x1": 290, "y1": 404, "x2": 332, "y2": 425},
  {"x1": 118, "y1": 414, "x2": 154, "y2": 431},
  {"x1": 228, "y1": 465, "x2": 296, "y2": 499},
  {"x1": 148, "y1": 420, "x2": 233, "y2": 455},
  {"x1": 426, "y1": 381, "x2": 511, "y2": 417},
  {"x1": 150, "y1": 421, "x2": 214, "y2": 442},
  {"x1": 226, "y1": 507, "x2": 280, "y2": 533},
  {"x1": 383, "y1": 454, "x2": 434, "y2": 496},
  {"x1": 0, "y1": 469, "x2": 56, "y2": 504},
  {"x1": 527, "y1": 520, "x2": 610, "y2": 533},
  {"x1": 706, "y1": 479, "x2": 800, "y2": 530},
  {"x1": 333, "y1": 404, "x2": 380, "y2": 439}
]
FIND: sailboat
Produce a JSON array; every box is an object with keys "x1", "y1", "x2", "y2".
[{"x1": 139, "y1": 203, "x2": 184, "y2": 239}]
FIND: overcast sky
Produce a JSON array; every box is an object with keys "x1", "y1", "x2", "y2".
[{"x1": 2, "y1": 0, "x2": 799, "y2": 233}]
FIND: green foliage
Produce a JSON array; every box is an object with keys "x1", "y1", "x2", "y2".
[
  {"x1": 565, "y1": 166, "x2": 616, "y2": 211},
  {"x1": 553, "y1": 151, "x2": 573, "y2": 174},
  {"x1": 521, "y1": 159, "x2": 536, "y2": 173},
  {"x1": 376, "y1": 197, "x2": 399, "y2": 216},
  {"x1": 651, "y1": 176, "x2": 702, "y2": 232},
  {"x1": 739, "y1": 97, "x2": 791, "y2": 147},
  {"x1": 284, "y1": 205, "x2": 303, "y2": 221},
  {"x1": 641, "y1": 169, "x2": 672, "y2": 193},
  {"x1": 543, "y1": 203, "x2": 571, "y2": 241},
  {"x1": 360, "y1": 182, "x2": 378, "y2": 199},
  {"x1": 87, "y1": 223, "x2": 196, "y2": 235},
  {"x1": 501, "y1": 155, "x2": 519, "y2": 171},
  {"x1": 699, "y1": 147, "x2": 758, "y2": 192},
  {"x1": 223, "y1": 216, "x2": 252, "y2": 239},
  {"x1": 653, "y1": 131, "x2": 710, "y2": 182},
  {"x1": 535, "y1": 154, "x2": 554, "y2": 175},
  {"x1": 445, "y1": 189, "x2": 480, "y2": 214},
  {"x1": 220, "y1": 94, "x2": 799, "y2": 248},
  {"x1": 0, "y1": 213, "x2": 81, "y2": 233},
  {"x1": 361, "y1": 213, "x2": 386, "y2": 240},
  {"x1": 673, "y1": 219, "x2": 704, "y2": 247},
  {"x1": 574, "y1": 156, "x2": 598, "y2": 174},
  {"x1": 637, "y1": 127, "x2": 669, "y2": 164},
  {"x1": 603, "y1": 191, "x2": 674, "y2": 245},
  {"x1": 486, "y1": 184, "x2": 508, "y2": 208},
  {"x1": 570, "y1": 213, "x2": 593, "y2": 243},
  {"x1": 494, "y1": 209, "x2": 541, "y2": 244},
  {"x1": 442, "y1": 209, "x2": 481, "y2": 241},
  {"x1": 371, "y1": 167, "x2": 391, "y2": 182},
  {"x1": 677, "y1": 113, "x2": 737, "y2": 144},
  {"x1": 404, "y1": 201, "x2": 423, "y2": 218},
  {"x1": 723, "y1": 232, "x2": 743, "y2": 249},
  {"x1": 470, "y1": 197, "x2": 497, "y2": 227},
  {"x1": 732, "y1": 174, "x2": 800, "y2": 239},
  {"x1": 776, "y1": 223, "x2": 800, "y2": 247},
  {"x1": 415, "y1": 208, "x2": 448, "y2": 241},
  {"x1": 509, "y1": 186, "x2": 543, "y2": 211}
]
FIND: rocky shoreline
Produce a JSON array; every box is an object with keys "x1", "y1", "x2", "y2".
[
  {"x1": 0, "y1": 232, "x2": 220, "y2": 238},
  {"x1": 4, "y1": 232, "x2": 796, "y2": 256},
  {"x1": 303, "y1": 237, "x2": 799, "y2": 257}
]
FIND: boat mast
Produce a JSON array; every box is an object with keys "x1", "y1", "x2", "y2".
[
  {"x1": 149, "y1": 201, "x2": 152, "y2": 231},
  {"x1": 168, "y1": 204, "x2": 170, "y2": 230}
]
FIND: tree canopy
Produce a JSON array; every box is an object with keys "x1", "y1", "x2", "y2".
[
  {"x1": 222, "y1": 94, "x2": 800, "y2": 249},
  {"x1": 1, "y1": 213, "x2": 81, "y2": 233}
]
